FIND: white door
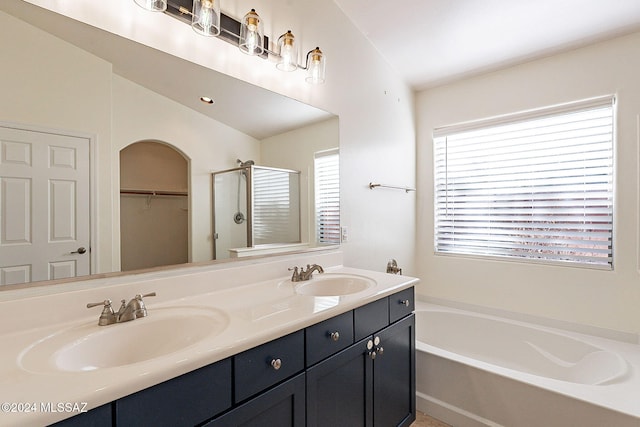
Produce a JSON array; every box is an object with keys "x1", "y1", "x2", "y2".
[{"x1": 0, "y1": 126, "x2": 90, "y2": 285}]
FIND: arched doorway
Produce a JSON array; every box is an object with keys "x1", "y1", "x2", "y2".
[{"x1": 119, "y1": 141, "x2": 189, "y2": 271}]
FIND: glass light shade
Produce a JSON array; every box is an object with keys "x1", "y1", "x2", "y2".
[
  {"x1": 305, "y1": 47, "x2": 326, "y2": 84},
  {"x1": 134, "y1": 0, "x2": 167, "y2": 12},
  {"x1": 276, "y1": 31, "x2": 298, "y2": 71},
  {"x1": 192, "y1": 0, "x2": 221, "y2": 36},
  {"x1": 239, "y1": 9, "x2": 264, "y2": 55}
]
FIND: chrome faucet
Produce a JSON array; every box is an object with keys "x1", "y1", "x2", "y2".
[
  {"x1": 289, "y1": 264, "x2": 324, "y2": 282},
  {"x1": 87, "y1": 292, "x2": 156, "y2": 325},
  {"x1": 86, "y1": 299, "x2": 117, "y2": 326}
]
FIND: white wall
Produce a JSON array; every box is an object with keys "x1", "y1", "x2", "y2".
[
  {"x1": 22, "y1": 0, "x2": 417, "y2": 276},
  {"x1": 416, "y1": 32, "x2": 640, "y2": 335},
  {"x1": 0, "y1": 10, "x2": 114, "y2": 274},
  {"x1": 112, "y1": 75, "x2": 260, "y2": 266}
]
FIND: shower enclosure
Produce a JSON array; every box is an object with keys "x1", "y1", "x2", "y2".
[{"x1": 212, "y1": 163, "x2": 301, "y2": 259}]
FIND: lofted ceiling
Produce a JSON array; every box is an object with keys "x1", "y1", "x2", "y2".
[
  {"x1": 2, "y1": 0, "x2": 333, "y2": 140},
  {"x1": 334, "y1": 0, "x2": 640, "y2": 89}
]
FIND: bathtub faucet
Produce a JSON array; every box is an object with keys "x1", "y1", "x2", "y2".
[{"x1": 386, "y1": 259, "x2": 402, "y2": 275}]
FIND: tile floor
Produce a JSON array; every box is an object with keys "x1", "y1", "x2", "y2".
[{"x1": 411, "y1": 411, "x2": 451, "y2": 427}]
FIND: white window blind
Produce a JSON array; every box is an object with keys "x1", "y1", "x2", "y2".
[
  {"x1": 252, "y1": 167, "x2": 300, "y2": 245},
  {"x1": 315, "y1": 150, "x2": 340, "y2": 244},
  {"x1": 434, "y1": 97, "x2": 614, "y2": 268}
]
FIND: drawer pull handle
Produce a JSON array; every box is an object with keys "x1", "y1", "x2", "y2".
[
  {"x1": 270, "y1": 358, "x2": 282, "y2": 370},
  {"x1": 330, "y1": 331, "x2": 340, "y2": 342},
  {"x1": 399, "y1": 299, "x2": 410, "y2": 307}
]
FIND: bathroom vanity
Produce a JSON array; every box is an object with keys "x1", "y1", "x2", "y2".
[
  {"x1": 54, "y1": 288, "x2": 415, "y2": 427},
  {"x1": 0, "y1": 252, "x2": 417, "y2": 427}
]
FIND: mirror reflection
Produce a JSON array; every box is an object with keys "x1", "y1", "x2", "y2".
[
  {"x1": 213, "y1": 164, "x2": 301, "y2": 260},
  {"x1": 0, "y1": 1, "x2": 339, "y2": 289}
]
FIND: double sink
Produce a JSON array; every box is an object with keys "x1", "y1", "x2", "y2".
[{"x1": 18, "y1": 273, "x2": 375, "y2": 373}]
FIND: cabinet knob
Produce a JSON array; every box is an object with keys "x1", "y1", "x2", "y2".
[
  {"x1": 368, "y1": 350, "x2": 377, "y2": 360},
  {"x1": 330, "y1": 331, "x2": 340, "y2": 342},
  {"x1": 376, "y1": 346, "x2": 384, "y2": 356},
  {"x1": 399, "y1": 299, "x2": 410, "y2": 307},
  {"x1": 373, "y1": 336, "x2": 381, "y2": 346},
  {"x1": 270, "y1": 358, "x2": 282, "y2": 370}
]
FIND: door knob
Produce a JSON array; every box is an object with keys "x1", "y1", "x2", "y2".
[{"x1": 71, "y1": 247, "x2": 87, "y2": 254}]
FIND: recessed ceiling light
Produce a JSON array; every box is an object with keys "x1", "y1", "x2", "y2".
[{"x1": 200, "y1": 96, "x2": 214, "y2": 104}]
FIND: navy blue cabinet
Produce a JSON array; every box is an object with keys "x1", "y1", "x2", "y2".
[
  {"x1": 50, "y1": 287, "x2": 414, "y2": 427},
  {"x1": 373, "y1": 315, "x2": 416, "y2": 427},
  {"x1": 48, "y1": 403, "x2": 112, "y2": 427},
  {"x1": 306, "y1": 288, "x2": 416, "y2": 427},
  {"x1": 306, "y1": 337, "x2": 373, "y2": 426},
  {"x1": 205, "y1": 373, "x2": 306, "y2": 427},
  {"x1": 115, "y1": 358, "x2": 232, "y2": 427},
  {"x1": 234, "y1": 331, "x2": 305, "y2": 403}
]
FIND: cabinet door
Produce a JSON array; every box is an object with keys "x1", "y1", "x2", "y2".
[
  {"x1": 373, "y1": 314, "x2": 415, "y2": 427},
  {"x1": 115, "y1": 358, "x2": 232, "y2": 427},
  {"x1": 205, "y1": 373, "x2": 305, "y2": 427},
  {"x1": 306, "y1": 337, "x2": 373, "y2": 427}
]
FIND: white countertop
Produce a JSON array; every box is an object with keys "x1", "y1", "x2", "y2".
[{"x1": 0, "y1": 258, "x2": 418, "y2": 426}]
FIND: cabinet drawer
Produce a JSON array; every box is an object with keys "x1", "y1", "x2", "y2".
[
  {"x1": 354, "y1": 298, "x2": 389, "y2": 340},
  {"x1": 116, "y1": 358, "x2": 232, "y2": 427},
  {"x1": 305, "y1": 310, "x2": 354, "y2": 366},
  {"x1": 235, "y1": 330, "x2": 304, "y2": 403},
  {"x1": 389, "y1": 287, "x2": 414, "y2": 323}
]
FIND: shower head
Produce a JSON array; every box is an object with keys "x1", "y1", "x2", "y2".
[{"x1": 237, "y1": 159, "x2": 255, "y2": 167}]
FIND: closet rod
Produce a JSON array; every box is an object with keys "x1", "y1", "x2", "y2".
[
  {"x1": 120, "y1": 189, "x2": 188, "y2": 197},
  {"x1": 368, "y1": 182, "x2": 415, "y2": 193}
]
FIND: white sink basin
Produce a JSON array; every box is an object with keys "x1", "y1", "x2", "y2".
[
  {"x1": 294, "y1": 273, "x2": 376, "y2": 296},
  {"x1": 19, "y1": 306, "x2": 228, "y2": 373}
]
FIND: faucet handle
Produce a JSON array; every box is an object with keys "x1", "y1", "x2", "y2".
[
  {"x1": 133, "y1": 292, "x2": 156, "y2": 318},
  {"x1": 138, "y1": 292, "x2": 157, "y2": 299},
  {"x1": 86, "y1": 300, "x2": 116, "y2": 326},
  {"x1": 86, "y1": 299, "x2": 112, "y2": 309},
  {"x1": 288, "y1": 266, "x2": 301, "y2": 282}
]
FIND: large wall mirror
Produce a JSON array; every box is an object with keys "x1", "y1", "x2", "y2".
[{"x1": 0, "y1": 1, "x2": 339, "y2": 291}]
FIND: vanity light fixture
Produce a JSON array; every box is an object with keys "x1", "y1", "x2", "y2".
[
  {"x1": 191, "y1": 0, "x2": 220, "y2": 36},
  {"x1": 276, "y1": 30, "x2": 298, "y2": 71},
  {"x1": 305, "y1": 47, "x2": 326, "y2": 84},
  {"x1": 134, "y1": 0, "x2": 167, "y2": 12},
  {"x1": 145, "y1": 0, "x2": 326, "y2": 84},
  {"x1": 239, "y1": 9, "x2": 264, "y2": 56}
]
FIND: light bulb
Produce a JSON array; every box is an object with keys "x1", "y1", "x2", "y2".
[
  {"x1": 276, "y1": 31, "x2": 298, "y2": 71},
  {"x1": 239, "y1": 9, "x2": 264, "y2": 55},
  {"x1": 305, "y1": 47, "x2": 326, "y2": 84},
  {"x1": 192, "y1": 0, "x2": 220, "y2": 36}
]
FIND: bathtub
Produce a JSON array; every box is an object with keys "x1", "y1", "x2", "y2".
[{"x1": 415, "y1": 302, "x2": 640, "y2": 427}]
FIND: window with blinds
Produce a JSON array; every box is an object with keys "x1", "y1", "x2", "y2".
[
  {"x1": 252, "y1": 167, "x2": 301, "y2": 245},
  {"x1": 315, "y1": 150, "x2": 340, "y2": 244},
  {"x1": 434, "y1": 97, "x2": 614, "y2": 268}
]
